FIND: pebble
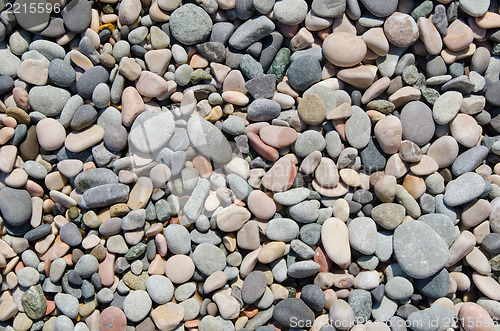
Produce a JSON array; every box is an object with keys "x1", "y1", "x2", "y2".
[
  {"x1": 393, "y1": 221, "x2": 449, "y2": 279},
  {"x1": 273, "y1": 298, "x2": 315, "y2": 328},
  {"x1": 444, "y1": 172, "x2": 486, "y2": 207}
]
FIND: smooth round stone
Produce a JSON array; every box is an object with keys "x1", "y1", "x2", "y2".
[
  {"x1": 60, "y1": 222, "x2": 82, "y2": 246},
  {"x1": 165, "y1": 255, "x2": 195, "y2": 284},
  {"x1": 348, "y1": 289, "x2": 372, "y2": 324},
  {"x1": 400, "y1": 101, "x2": 435, "y2": 146},
  {"x1": 48, "y1": 58, "x2": 76, "y2": 88},
  {"x1": 260, "y1": 125, "x2": 298, "y2": 148},
  {"x1": 55, "y1": 293, "x2": 79, "y2": 319},
  {"x1": 393, "y1": 221, "x2": 448, "y2": 279},
  {"x1": 123, "y1": 290, "x2": 152, "y2": 322},
  {"x1": 312, "y1": 0, "x2": 346, "y2": 18},
  {"x1": 247, "y1": 98, "x2": 281, "y2": 121},
  {"x1": 17, "y1": 267, "x2": 40, "y2": 287},
  {"x1": 433, "y1": 91, "x2": 463, "y2": 125},
  {"x1": 298, "y1": 93, "x2": 325, "y2": 125},
  {"x1": 23, "y1": 161, "x2": 48, "y2": 179},
  {"x1": 0, "y1": 188, "x2": 32, "y2": 226},
  {"x1": 75, "y1": 168, "x2": 118, "y2": 192},
  {"x1": 374, "y1": 115, "x2": 401, "y2": 154},
  {"x1": 36, "y1": 118, "x2": 66, "y2": 151},
  {"x1": 426, "y1": 136, "x2": 459, "y2": 168},
  {"x1": 266, "y1": 218, "x2": 300, "y2": 242},
  {"x1": 247, "y1": 190, "x2": 276, "y2": 220},
  {"x1": 192, "y1": 243, "x2": 226, "y2": 276},
  {"x1": 129, "y1": 110, "x2": 175, "y2": 154},
  {"x1": 169, "y1": 4, "x2": 212, "y2": 45},
  {"x1": 99, "y1": 306, "x2": 127, "y2": 331},
  {"x1": 416, "y1": 268, "x2": 449, "y2": 299},
  {"x1": 443, "y1": 172, "x2": 485, "y2": 207},
  {"x1": 460, "y1": 0, "x2": 489, "y2": 17},
  {"x1": 287, "y1": 55, "x2": 322, "y2": 91},
  {"x1": 323, "y1": 33, "x2": 367, "y2": 67},
  {"x1": 443, "y1": 19, "x2": 473, "y2": 52},
  {"x1": 221, "y1": 116, "x2": 245, "y2": 135},
  {"x1": 330, "y1": 299, "x2": 355, "y2": 330},
  {"x1": 71, "y1": 104, "x2": 98, "y2": 130},
  {"x1": 164, "y1": 224, "x2": 190, "y2": 254},
  {"x1": 360, "y1": 0, "x2": 398, "y2": 17},
  {"x1": 348, "y1": 217, "x2": 378, "y2": 255},
  {"x1": 452, "y1": 145, "x2": 488, "y2": 176},
  {"x1": 242, "y1": 271, "x2": 267, "y2": 304},
  {"x1": 104, "y1": 124, "x2": 128, "y2": 152},
  {"x1": 294, "y1": 130, "x2": 326, "y2": 158},
  {"x1": 450, "y1": 114, "x2": 481, "y2": 148},
  {"x1": 76, "y1": 66, "x2": 109, "y2": 100},
  {"x1": 384, "y1": 12, "x2": 419, "y2": 48},
  {"x1": 273, "y1": 298, "x2": 315, "y2": 328},
  {"x1": 146, "y1": 275, "x2": 173, "y2": 304},
  {"x1": 75, "y1": 255, "x2": 99, "y2": 278},
  {"x1": 385, "y1": 276, "x2": 414, "y2": 301},
  {"x1": 322, "y1": 218, "x2": 350, "y2": 267},
  {"x1": 345, "y1": 106, "x2": 371, "y2": 149},
  {"x1": 61, "y1": 0, "x2": 92, "y2": 33},
  {"x1": 458, "y1": 303, "x2": 495, "y2": 331},
  {"x1": 273, "y1": 0, "x2": 308, "y2": 25},
  {"x1": 187, "y1": 116, "x2": 232, "y2": 164},
  {"x1": 29, "y1": 85, "x2": 71, "y2": 116}
]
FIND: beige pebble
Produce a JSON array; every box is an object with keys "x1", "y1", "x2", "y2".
[
  {"x1": 221, "y1": 91, "x2": 249, "y2": 106},
  {"x1": 36, "y1": 118, "x2": 66, "y2": 151},
  {"x1": 465, "y1": 247, "x2": 491, "y2": 275},
  {"x1": 127, "y1": 177, "x2": 153, "y2": 210},
  {"x1": 384, "y1": 12, "x2": 419, "y2": 48},
  {"x1": 323, "y1": 32, "x2": 367, "y2": 67},
  {"x1": 0, "y1": 145, "x2": 17, "y2": 173},
  {"x1": 362, "y1": 27, "x2": 389, "y2": 56},
  {"x1": 337, "y1": 65, "x2": 376, "y2": 89},
  {"x1": 321, "y1": 218, "x2": 350, "y2": 268},
  {"x1": 443, "y1": 19, "x2": 474, "y2": 51},
  {"x1": 450, "y1": 114, "x2": 481, "y2": 148},
  {"x1": 135, "y1": 71, "x2": 170, "y2": 98},
  {"x1": 65, "y1": 125, "x2": 104, "y2": 153},
  {"x1": 446, "y1": 230, "x2": 476, "y2": 267},
  {"x1": 417, "y1": 17, "x2": 442, "y2": 55},
  {"x1": 216, "y1": 204, "x2": 251, "y2": 231},
  {"x1": 409, "y1": 155, "x2": 438, "y2": 176},
  {"x1": 17, "y1": 59, "x2": 48, "y2": 86}
]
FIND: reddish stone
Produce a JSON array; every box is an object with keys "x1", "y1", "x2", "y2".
[{"x1": 100, "y1": 306, "x2": 127, "y2": 331}]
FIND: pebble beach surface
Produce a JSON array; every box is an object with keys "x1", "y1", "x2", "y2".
[{"x1": 1, "y1": 0, "x2": 500, "y2": 330}]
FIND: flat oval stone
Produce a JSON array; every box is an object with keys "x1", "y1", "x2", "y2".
[
  {"x1": 426, "y1": 136, "x2": 459, "y2": 168},
  {"x1": 192, "y1": 243, "x2": 226, "y2": 276},
  {"x1": 393, "y1": 221, "x2": 448, "y2": 279},
  {"x1": 345, "y1": 106, "x2": 371, "y2": 149},
  {"x1": 360, "y1": 0, "x2": 398, "y2": 17},
  {"x1": 29, "y1": 86, "x2": 71, "y2": 116},
  {"x1": 321, "y1": 218, "x2": 350, "y2": 267},
  {"x1": 443, "y1": 172, "x2": 486, "y2": 207},
  {"x1": 36, "y1": 118, "x2": 66, "y2": 151},
  {"x1": 323, "y1": 32, "x2": 367, "y2": 67},
  {"x1": 273, "y1": 298, "x2": 315, "y2": 328},
  {"x1": 259, "y1": 125, "x2": 298, "y2": 148},
  {"x1": 247, "y1": 99, "x2": 281, "y2": 122},
  {"x1": 0, "y1": 188, "x2": 32, "y2": 226},
  {"x1": 61, "y1": 0, "x2": 92, "y2": 33},
  {"x1": 384, "y1": 12, "x2": 419, "y2": 47},
  {"x1": 169, "y1": 4, "x2": 213, "y2": 45},
  {"x1": 266, "y1": 218, "x2": 300, "y2": 242},
  {"x1": 187, "y1": 116, "x2": 232, "y2": 164},
  {"x1": 76, "y1": 66, "x2": 109, "y2": 100},
  {"x1": 400, "y1": 101, "x2": 435, "y2": 146},
  {"x1": 129, "y1": 110, "x2": 175, "y2": 154}
]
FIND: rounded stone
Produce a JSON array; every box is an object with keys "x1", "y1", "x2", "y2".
[
  {"x1": 169, "y1": 4, "x2": 213, "y2": 45},
  {"x1": 393, "y1": 221, "x2": 449, "y2": 279},
  {"x1": 192, "y1": 243, "x2": 226, "y2": 276},
  {"x1": 123, "y1": 290, "x2": 152, "y2": 322},
  {"x1": 287, "y1": 55, "x2": 322, "y2": 91},
  {"x1": 323, "y1": 32, "x2": 367, "y2": 67},
  {"x1": 384, "y1": 12, "x2": 419, "y2": 48}
]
